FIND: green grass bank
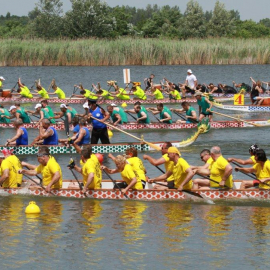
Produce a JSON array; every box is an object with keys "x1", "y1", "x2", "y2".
[{"x1": 0, "y1": 38, "x2": 270, "y2": 66}]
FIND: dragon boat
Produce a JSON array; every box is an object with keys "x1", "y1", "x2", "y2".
[
  {"x1": 0, "y1": 122, "x2": 210, "y2": 155},
  {"x1": 213, "y1": 101, "x2": 270, "y2": 112},
  {"x1": 0, "y1": 180, "x2": 268, "y2": 201},
  {"x1": 1, "y1": 119, "x2": 269, "y2": 131}
]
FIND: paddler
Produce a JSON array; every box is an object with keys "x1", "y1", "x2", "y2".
[
  {"x1": 69, "y1": 148, "x2": 101, "y2": 192},
  {"x1": 6, "y1": 119, "x2": 28, "y2": 146},
  {"x1": 72, "y1": 84, "x2": 98, "y2": 100},
  {"x1": 3, "y1": 104, "x2": 31, "y2": 123},
  {"x1": 168, "y1": 85, "x2": 181, "y2": 100},
  {"x1": 92, "y1": 83, "x2": 114, "y2": 101},
  {"x1": 12, "y1": 78, "x2": 33, "y2": 98},
  {"x1": 20, "y1": 146, "x2": 62, "y2": 192},
  {"x1": 51, "y1": 104, "x2": 77, "y2": 124},
  {"x1": 194, "y1": 91, "x2": 213, "y2": 122},
  {"x1": 0, "y1": 150, "x2": 19, "y2": 188},
  {"x1": 0, "y1": 105, "x2": 11, "y2": 124},
  {"x1": 130, "y1": 83, "x2": 147, "y2": 100},
  {"x1": 31, "y1": 118, "x2": 59, "y2": 145},
  {"x1": 108, "y1": 82, "x2": 130, "y2": 100},
  {"x1": 102, "y1": 154, "x2": 144, "y2": 194},
  {"x1": 0, "y1": 76, "x2": 5, "y2": 90},
  {"x1": 41, "y1": 99, "x2": 56, "y2": 124},
  {"x1": 33, "y1": 84, "x2": 50, "y2": 99},
  {"x1": 170, "y1": 101, "x2": 197, "y2": 124},
  {"x1": 49, "y1": 84, "x2": 66, "y2": 99},
  {"x1": 144, "y1": 74, "x2": 155, "y2": 91},
  {"x1": 148, "y1": 103, "x2": 172, "y2": 123},
  {"x1": 235, "y1": 149, "x2": 270, "y2": 190},
  {"x1": 148, "y1": 147, "x2": 194, "y2": 191},
  {"x1": 147, "y1": 86, "x2": 164, "y2": 100},
  {"x1": 107, "y1": 104, "x2": 128, "y2": 125},
  {"x1": 143, "y1": 142, "x2": 175, "y2": 190},
  {"x1": 26, "y1": 103, "x2": 51, "y2": 123},
  {"x1": 192, "y1": 146, "x2": 233, "y2": 190},
  {"x1": 88, "y1": 100, "x2": 111, "y2": 144}
]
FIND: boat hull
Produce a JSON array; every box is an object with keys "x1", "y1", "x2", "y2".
[{"x1": 213, "y1": 102, "x2": 270, "y2": 112}]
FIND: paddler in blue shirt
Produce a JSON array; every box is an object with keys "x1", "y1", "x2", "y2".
[
  {"x1": 194, "y1": 91, "x2": 213, "y2": 122},
  {"x1": 31, "y1": 118, "x2": 59, "y2": 146},
  {"x1": 88, "y1": 99, "x2": 110, "y2": 144},
  {"x1": 6, "y1": 119, "x2": 28, "y2": 146}
]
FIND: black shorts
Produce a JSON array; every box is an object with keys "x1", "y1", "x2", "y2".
[
  {"x1": 167, "y1": 181, "x2": 175, "y2": 189},
  {"x1": 91, "y1": 128, "x2": 110, "y2": 144},
  {"x1": 200, "y1": 112, "x2": 213, "y2": 117},
  {"x1": 113, "y1": 182, "x2": 128, "y2": 189},
  {"x1": 185, "y1": 86, "x2": 195, "y2": 95}
]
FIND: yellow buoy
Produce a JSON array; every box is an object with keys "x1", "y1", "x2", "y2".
[
  {"x1": 121, "y1": 102, "x2": 127, "y2": 108},
  {"x1": 108, "y1": 129, "x2": 113, "y2": 139},
  {"x1": 25, "y1": 201, "x2": 41, "y2": 214}
]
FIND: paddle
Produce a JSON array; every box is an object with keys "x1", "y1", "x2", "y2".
[
  {"x1": 231, "y1": 161, "x2": 256, "y2": 177},
  {"x1": 22, "y1": 173, "x2": 54, "y2": 195},
  {"x1": 90, "y1": 116, "x2": 161, "y2": 151},
  {"x1": 196, "y1": 172, "x2": 231, "y2": 189},
  {"x1": 173, "y1": 110, "x2": 198, "y2": 124},
  {"x1": 148, "y1": 110, "x2": 162, "y2": 123},
  {"x1": 103, "y1": 169, "x2": 129, "y2": 199},
  {"x1": 153, "y1": 165, "x2": 208, "y2": 200},
  {"x1": 126, "y1": 111, "x2": 137, "y2": 121},
  {"x1": 210, "y1": 110, "x2": 262, "y2": 127},
  {"x1": 24, "y1": 165, "x2": 42, "y2": 184}
]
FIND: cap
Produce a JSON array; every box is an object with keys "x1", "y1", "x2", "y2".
[
  {"x1": 2, "y1": 148, "x2": 13, "y2": 157},
  {"x1": 194, "y1": 91, "x2": 202, "y2": 97},
  {"x1": 60, "y1": 104, "x2": 67, "y2": 109},
  {"x1": 249, "y1": 144, "x2": 258, "y2": 153},
  {"x1": 167, "y1": 147, "x2": 181, "y2": 156},
  {"x1": 83, "y1": 103, "x2": 89, "y2": 109},
  {"x1": 187, "y1": 69, "x2": 192, "y2": 74},
  {"x1": 9, "y1": 105, "x2": 17, "y2": 111},
  {"x1": 35, "y1": 103, "x2": 42, "y2": 109},
  {"x1": 0, "y1": 76, "x2": 5, "y2": 81},
  {"x1": 110, "y1": 103, "x2": 117, "y2": 107}
]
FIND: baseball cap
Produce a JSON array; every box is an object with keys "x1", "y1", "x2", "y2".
[
  {"x1": 83, "y1": 103, "x2": 89, "y2": 109},
  {"x1": 60, "y1": 104, "x2": 67, "y2": 109},
  {"x1": 9, "y1": 105, "x2": 17, "y2": 111},
  {"x1": 194, "y1": 91, "x2": 202, "y2": 97},
  {"x1": 167, "y1": 147, "x2": 181, "y2": 156},
  {"x1": 0, "y1": 76, "x2": 5, "y2": 81},
  {"x1": 187, "y1": 69, "x2": 192, "y2": 73},
  {"x1": 111, "y1": 103, "x2": 117, "y2": 107},
  {"x1": 35, "y1": 104, "x2": 42, "y2": 109}
]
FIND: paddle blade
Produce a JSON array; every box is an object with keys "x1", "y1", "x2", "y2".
[
  {"x1": 145, "y1": 141, "x2": 161, "y2": 151},
  {"x1": 64, "y1": 116, "x2": 69, "y2": 136}
]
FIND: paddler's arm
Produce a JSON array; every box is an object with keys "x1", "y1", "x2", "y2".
[
  {"x1": 125, "y1": 109, "x2": 136, "y2": 114},
  {"x1": 148, "y1": 170, "x2": 172, "y2": 183},
  {"x1": 101, "y1": 166, "x2": 119, "y2": 174},
  {"x1": 19, "y1": 169, "x2": 38, "y2": 176},
  {"x1": 18, "y1": 78, "x2": 23, "y2": 87},
  {"x1": 50, "y1": 111, "x2": 64, "y2": 120},
  {"x1": 235, "y1": 166, "x2": 256, "y2": 174},
  {"x1": 39, "y1": 125, "x2": 53, "y2": 139},
  {"x1": 113, "y1": 113, "x2": 122, "y2": 126},
  {"x1": 187, "y1": 110, "x2": 197, "y2": 121},
  {"x1": 227, "y1": 157, "x2": 254, "y2": 165},
  {"x1": 143, "y1": 155, "x2": 166, "y2": 166},
  {"x1": 46, "y1": 171, "x2": 60, "y2": 192},
  {"x1": 170, "y1": 108, "x2": 184, "y2": 113},
  {"x1": 121, "y1": 177, "x2": 137, "y2": 194},
  {"x1": 82, "y1": 172, "x2": 94, "y2": 193},
  {"x1": 160, "y1": 112, "x2": 171, "y2": 123},
  {"x1": 260, "y1": 177, "x2": 270, "y2": 183},
  {"x1": 219, "y1": 164, "x2": 233, "y2": 187},
  {"x1": 21, "y1": 162, "x2": 37, "y2": 170},
  {"x1": 205, "y1": 98, "x2": 213, "y2": 111},
  {"x1": 0, "y1": 169, "x2": 9, "y2": 185},
  {"x1": 137, "y1": 111, "x2": 147, "y2": 123},
  {"x1": 108, "y1": 153, "x2": 116, "y2": 161},
  {"x1": 74, "y1": 129, "x2": 85, "y2": 145},
  {"x1": 177, "y1": 167, "x2": 194, "y2": 191},
  {"x1": 6, "y1": 128, "x2": 24, "y2": 144}
]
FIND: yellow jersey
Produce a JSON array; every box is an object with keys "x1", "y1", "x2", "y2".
[
  {"x1": 116, "y1": 88, "x2": 130, "y2": 100},
  {"x1": 82, "y1": 158, "x2": 101, "y2": 189},
  {"x1": 121, "y1": 164, "x2": 143, "y2": 189},
  {"x1": 172, "y1": 157, "x2": 193, "y2": 189},
  {"x1": 1, "y1": 156, "x2": 18, "y2": 188},
  {"x1": 8, "y1": 155, "x2": 23, "y2": 185},
  {"x1": 253, "y1": 160, "x2": 270, "y2": 189},
  {"x1": 251, "y1": 155, "x2": 256, "y2": 164},
  {"x1": 134, "y1": 87, "x2": 146, "y2": 100},
  {"x1": 206, "y1": 157, "x2": 214, "y2": 169},
  {"x1": 35, "y1": 156, "x2": 62, "y2": 188},
  {"x1": 55, "y1": 87, "x2": 66, "y2": 99},
  {"x1": 21, "y1": 86, "x2": 33, "y2": 98},
  {"x1": 0, "y1": 81, "x2": 2, "y2": 88},
  {"x1": 101, "y1": 90, "x2": 114, "y2": 100},
  {"x1": 153, "y1": 89, "x2": 164, "y2": 100},
  {"x1": 171, "y1": 90, "x2": 181, "y2": 100},
  {"x1": 210, "y1": 156, "x2": 233, "y2": 188},
  {"x1": 84, "y1": 89, "x2": 98, "y2": 100},
  {"x1": 162, "y1": 154, "x2": 174, "y2": 182},
  {"x1": 127, "y1": 157, "x2": 146, "y2": 181},
  {"x1": 38, "y1": 87, "x2": 50, "y2": 99}
]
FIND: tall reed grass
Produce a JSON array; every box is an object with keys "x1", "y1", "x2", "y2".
[{"x1": 0, "y1": 37, "x2": 269, "y2": 66}]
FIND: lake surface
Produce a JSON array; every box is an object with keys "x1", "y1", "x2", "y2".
[{"x1": 0, "y1": 65, "x2": 270, "y2": 269}]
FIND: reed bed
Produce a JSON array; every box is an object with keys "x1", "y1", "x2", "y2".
[{"x1": 0, "y1": 37, "x2": 269, "y2": 66}]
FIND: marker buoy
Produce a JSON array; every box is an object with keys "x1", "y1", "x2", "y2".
[
  {"x1": 25, "y1": 201, "x2": 41, "y2": 214},
  {"x1": 108, "y1": 129, "x2": 113, "y2": 138}
]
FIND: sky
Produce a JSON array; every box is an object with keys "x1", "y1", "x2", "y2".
[{"x1": 0, "y1": 0, "x2": 269, "y2": 22}]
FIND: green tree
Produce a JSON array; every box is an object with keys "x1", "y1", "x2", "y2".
[
  {"x1": 29, "y1": 0, "x2": 63, "y2": 38},
  {"x1": 207, "y1": 1, "x2": 236, "y2": 37},
  {"x1": 179, "y1": 0, "x2": 206, "y2": 39},
  {"x1": 63, "y1": 0, "x2": 113, "y2": 38},
  {"x1": 260, "y1": 18, "x2": 270, "y2": 28},
  {"x1": 234, "y1": 20, "x2": 270, "y2": 38}
]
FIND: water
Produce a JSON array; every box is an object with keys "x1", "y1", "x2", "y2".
[{"x1": 0, "y1": 65, "x2": 270, "y2": 269}]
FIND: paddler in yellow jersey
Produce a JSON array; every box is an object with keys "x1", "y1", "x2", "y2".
[
  {"x1": 13, "y1": 78, "x2": 33, "y2": 98},
  {"x1": 20, "y1": 147, "x2": 62, "y2": 193},
  {"x1": 103, "y1": 155, "x2": 143, "y2": 195},
  {"x1": 148, "y1": 147, "x2": 194, "y2": 191},
  {"x1": 0, "y1": 151, "x2": 19, "y2": 188},
  {"x1": 72, "y1": 84, "x2": 98, "y2": 100},
  {"x1": 143, "y1": 142, "x2": 175, "y2": 190},
  {"x1": 130, "y1": 84, "x2": 147, "y2": 100},
  {"x1": 49, "y1": 84, "x2": 66, "y2": 99},
  {"x1": 109, "y1": 82, "x2": 130, "y2": 100},
  {"x1": 147, "y1": 86, "x2": 164, "y2": 100},
  {"x1": 0, "y1": 76, "x2": 5, "y2": 90},
  {"x1": 69, "y1": 148, "x2": 101, "y2": 193},
  {"x1": 235, "y1": 149, "x2": 270, "y2": 190},
  {"x1": 33, "y1": 85, "x2": 50, "y2": 99}
]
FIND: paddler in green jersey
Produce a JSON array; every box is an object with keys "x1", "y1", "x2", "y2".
[
  {"x1": 147, "y1": 87, "x2": 164, "y2": 100},
  {"x1": 26, "y1": 103, "x2": 52, "y2": 123},
  {"x1": 107, "y1": 104, "x2": 128, "y2": 125},
  {"x1": 0, "y1": 106, "x2": 11, "y2": 124},
  {"x1": 134, "y1": 105, "x2": 150, "y2": 124},
  {"x1": 4, "y1": 104, "x2": 31, "y2": 123},
  {"x1": 148, "y1": 103, "x2": 172, "y2": 124},
  {"x1": 194, "y1": 91, "x2": 213, "y2": 122},
  {"x1": 171, "y1": 101, "x2": 197, "y2": 124},
  {"x1": 51, "y1": 104, "x2": 77, "y2": 124},
  {"x1": 41, "y1": 99, "x2": 56, "y2": 124}
]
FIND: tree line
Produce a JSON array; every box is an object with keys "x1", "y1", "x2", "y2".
[{"x1": 1, "y1": 0, "x2": 270, "y2": 39}]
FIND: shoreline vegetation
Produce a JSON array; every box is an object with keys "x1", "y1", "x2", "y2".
[{"x1": 0, "y1": 38, "x2": 270, "y2": 67}]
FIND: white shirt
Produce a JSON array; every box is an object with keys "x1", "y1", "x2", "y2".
[{"x1": 186, "y1": 74, "x2": 197, "y2": 89}]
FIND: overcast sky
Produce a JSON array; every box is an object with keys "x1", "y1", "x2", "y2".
[{"x1": 0, "y1": 0, "x2": 269, "y2": 21}]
